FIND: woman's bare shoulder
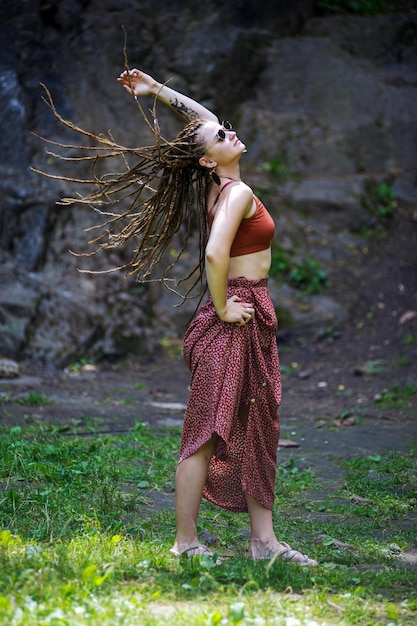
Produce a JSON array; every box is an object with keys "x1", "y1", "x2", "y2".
[
  {"x1": 227, "y1": 181, "x2": 254, "y2": 212},
  {"x1": 227, "y1": 180, "x2": 253, "y2": 198}
]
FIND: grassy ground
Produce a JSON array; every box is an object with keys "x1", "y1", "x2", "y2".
[{"x1": 0, "y1": 420, "x2": 416, "y2": 625}]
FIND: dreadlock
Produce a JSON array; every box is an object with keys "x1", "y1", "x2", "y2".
[{"x1": 33, "y1": 85, "x2": 212, "y2": 301}]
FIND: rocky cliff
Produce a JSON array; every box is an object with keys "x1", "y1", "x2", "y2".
[{"x1": 1, "y1": 0, "x2": 416, "y2": 367}]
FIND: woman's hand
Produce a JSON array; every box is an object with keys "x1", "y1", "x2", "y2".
[
  {"x1": 218, "y1": 295, "x2": 255, "y2": 326},
  {"x1": 117, "y1": 68, "x2": 218, "y2": 123},
  {"x1": 117, "y1": 68, "x2": 158, "y2": 97}
]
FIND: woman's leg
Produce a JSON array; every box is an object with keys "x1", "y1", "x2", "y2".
[
  {"x1": 246, "y1": 494, "x2": 317, "y2": 565},
  {"x1": 246, "y1": 494, "x2": 283, "y2": 557},
  {"x1": 172, "y1": 435, "x2": 217, "y2": 553}
]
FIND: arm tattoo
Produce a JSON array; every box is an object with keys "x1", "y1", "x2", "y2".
[{"x1": 170, "y1": 97, "x2": 199, "y2": 121}]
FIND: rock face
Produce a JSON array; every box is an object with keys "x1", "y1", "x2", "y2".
[{"x1": 0, "y1": 1, "x2": 416, "y2": 366}]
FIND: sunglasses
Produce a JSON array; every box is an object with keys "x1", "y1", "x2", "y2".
[{"x1": 217, "y1": 120, "x2": 233, "y2": 140}]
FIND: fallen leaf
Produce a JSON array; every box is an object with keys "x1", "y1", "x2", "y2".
[
  {"x1": 316, "y1": 534, "x2": 352, "y2": 548},
  {"x1": 298, "y1": 369, "x2": 312, "y2": 379},
  {"x1": 146, "y1": 401, "x2": 187, "y2": 411},
  {"x1": 351, "y1": 494, "x2": 372, "y2": 504},
  {"x1": 137, "y1": 480, "x2": 150, "y2": 489},
  {"x1": 334, "y1": 416, "x2": 356, "y2": 427},
  {"x1": 278, "y1": 438, "x2": 300, "y2": 448},
  {"x1": 398, "y1": 310, "x2": 417, "y2": 325},
  {"x1": 81, "y1": 364, "x2": 97, "y2": 372}
]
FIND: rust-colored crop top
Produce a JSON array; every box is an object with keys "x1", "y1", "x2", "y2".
[{"x1": 208, "y1": 181, "x2": 275, "y2": 257}]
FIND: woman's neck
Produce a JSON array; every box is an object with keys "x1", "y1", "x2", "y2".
[{"x1": 216, "y1": 169, "x2": 241, "y2": 182}]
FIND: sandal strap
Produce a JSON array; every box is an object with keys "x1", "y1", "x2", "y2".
[
  {"x1": 282, "y1": 548, "x2": 309, "y2": 563},
  {"x1": 281, "y1": 548, "x2": 317, "y2": 566},
  {"x1": 250, "y1": 539, "x2": 317, "y2": 566},
  {"x1": 170, "y1": 543, "x2": 213, "y2": 558}
]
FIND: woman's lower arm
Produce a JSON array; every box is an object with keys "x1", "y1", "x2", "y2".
[
  {"x1": 205, "y1": 257, "x2": 229, "y2": 318},
  {"x1": 152, "y1": 83, "x2": 218, "y2": 123}
]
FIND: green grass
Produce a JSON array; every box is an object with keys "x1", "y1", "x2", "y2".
[
  {"x1": 0, "y1": 422, "x2": 416, "y2": 625},
  {"x1": 0, "y1": 391, "x2": 51, "y2": 407},
  {"x1": 374, "y1": 384, "x2": 417, "y2": 410},
  {"x1": 307, "y1": 445, "x2": 417, "y2": 524}
]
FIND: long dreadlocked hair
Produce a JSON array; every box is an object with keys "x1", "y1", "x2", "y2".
[{"x1": 33, "y1": 85, "x2": 212, "y2": 302}]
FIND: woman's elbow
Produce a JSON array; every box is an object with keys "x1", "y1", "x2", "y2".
[{"x1": 205, "y1": 245, "x2": 228, "y2": 266}]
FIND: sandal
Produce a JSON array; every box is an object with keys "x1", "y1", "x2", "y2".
[
  {"x1": 170, "y1": 543, "x2": 222, "y2": 564},
  {"x1": 250, "y1": 539, "x2": 318, "y2": 567},
  {"x1": 170, "y1": 543, "x2": 213, "y2": 558}
]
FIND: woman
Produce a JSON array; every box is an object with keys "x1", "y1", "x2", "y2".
[
  {"x1": 37, "y1": 66, "x2": 315, "y2": 565},
  {"x1": 116, "y1": 68, "x2": 317, "y2": 566}
]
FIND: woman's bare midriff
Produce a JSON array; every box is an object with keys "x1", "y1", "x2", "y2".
[{"x1": 228, "y1": 248, "x2": 271, "y2": 280}]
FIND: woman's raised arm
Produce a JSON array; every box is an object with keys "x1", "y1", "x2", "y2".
[{"x1": 117, "y1": 68, "x2": 218, "y2": 123}]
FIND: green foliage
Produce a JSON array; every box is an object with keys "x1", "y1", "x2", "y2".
[
  {"x1": 361, "y1": 358, "x2": 386, "y2": 375},
  {"x1": 270, "y1": 245, "x2": 292, "y2": 275},
  {"x1": 402, "y1": 333, "x2": 417, "y2": 345},
  {"x1": 280, "y1": 363, "x2": 298, "y2": 374},
  {"x1": 270, "y1": 246, "x2": 330, "y2": 294},
  {"x1": 289, "y1": 259, "x2": 330, "y2": 294},
  {"x1": 397, "y1": 354, "x2": 411, "y2": 368},
  {"x1": 374, "y1": 383, "x2": 417, "y2": 409},
  {"x1": 259, "y1": 155, "x2": 292, "y2": 181},
  {"x1": 361, "y1": 180, "x2": 398, "y2": 221},
  {"x1": 316, "y1": 0, "x2": 387, "y2": 14},
  {"x1": 375, "y1": 183, "x2": 398, "y2": 217},
  {"x1": 66, "y1": 357, "x2": 95, "y2": 373},
  {"x1": 1, "y1": 391, "x2": 51, "y2": 406}
]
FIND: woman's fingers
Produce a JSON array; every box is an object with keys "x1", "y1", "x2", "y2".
[
  {"x1": 243, "y1": 303, "x2": 255, "y2": 316},
  {"x1": 238, "y1": 303, "x2": 255, "y2": 325},
  {"x1": 224, "y1": 296, "x2": 255, "y2": 325}
]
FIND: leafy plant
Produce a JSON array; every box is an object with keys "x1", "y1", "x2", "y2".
[
  {"x1": 375, "y1": 183, "x2": 398, "y2": 217},
  {"x1": 397, "y1": 354, "x2": 411, "y2": 368},
  {"x1": 66, "y1": 357, "x2": 95, "y2": 373},
  {"x1": 1, "y1": 391, "x2": 51, "y2": 406},
  {"x1": 361, "y1": 180, "x2": 398, "y2": 221},
  {"x1": 270, "y1": 247, "x2": 330, "y2": 294},
  {"x1": 15, "y1": 391, "x2": 51, "y2": 406},
  {"x1": 374, "y1": 383, "x2": 417, "y2": 409},
  {"x1": 402, "y1": 334, "x2": 417, "y2": 345},
  {"x1": 289, "y1": 259, "x2": 330, "y2": 294}
]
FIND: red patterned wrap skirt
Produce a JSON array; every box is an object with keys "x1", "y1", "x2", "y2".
[{"x1": 180, "y1": 276, "x2": 282, "y2": 512}]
